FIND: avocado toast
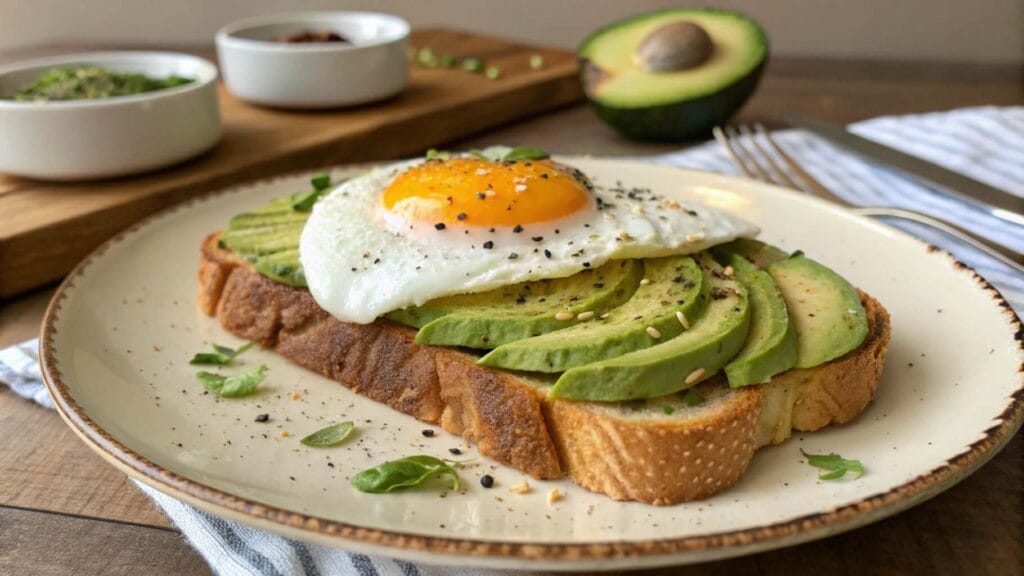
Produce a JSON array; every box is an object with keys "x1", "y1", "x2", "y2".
[{"x1": 197, "y1": 161, "x2": 891, "y2": 505}]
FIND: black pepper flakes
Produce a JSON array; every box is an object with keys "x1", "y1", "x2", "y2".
[
  {"x1": 434, "y1": 222, "x2": 446, "y2": 230},
  {"x1": 480, "y1": 474, "x2": 495, "y2": 488},
  {"x1": 544, "y1": 249, "x2": 552, "y2": 258},
  {"x1": 508, "y1": 252, "x2": 519, "y2": 260},
  {"x1": 422, "y1": 429, "x2": 435, "y2": 437},
  {"x1": 255, "y1": 413, "x2": 270, "y2": 423},
  {"x1": 513, "y1": 224, "x2": 524, "y2": 233},
  {"x1": 449, "y1": 447, "x2": 462, "y2": 455},
  {"x1": 457, "y1": 212, "x2": 467, "y2": 221},
  {"x1": 483, "y1": 240, "x2": 494, "y2": 249},
  {"x1": 531, "y1": 236, "x2": 543, "y2": 242}
]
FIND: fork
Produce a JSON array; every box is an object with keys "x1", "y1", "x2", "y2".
[{"x1": 713, "y1": 124, "x2": 1024, "y2": 273}]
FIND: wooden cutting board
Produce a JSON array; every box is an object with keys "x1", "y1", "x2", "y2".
[{"x1": 0, "y1": 28, "x2": 583, "y2": 298}]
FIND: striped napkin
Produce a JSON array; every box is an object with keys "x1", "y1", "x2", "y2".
[{"x1": 2, "y1": 106, "x2": 1021, "y2": 576}]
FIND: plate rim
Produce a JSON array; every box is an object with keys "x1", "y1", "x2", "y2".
[{"x1": 38, "y1": 160, "x2": 1024, "y2": 568}]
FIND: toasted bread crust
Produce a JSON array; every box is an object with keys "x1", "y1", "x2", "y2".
[
  {"x1": 199, "y1": 233, "x2": 890, "y2": 503},
  {"x1": 199, "y1": 234, "x2": 562, "y2": 479}
]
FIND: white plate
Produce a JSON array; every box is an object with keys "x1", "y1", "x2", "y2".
[{"x1": 41, "y1": 159, "x2": 1023, "y2": 571}]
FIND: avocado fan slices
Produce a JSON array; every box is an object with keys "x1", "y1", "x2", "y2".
[
  {"x1": 395, "y1": 259, "x2": 644, "y2": 349},
  {"x1": 218, "y1": 195, "x2": 309, "y2": 287},
  {"x1": 713, "y1": 249, "x2": 798, "y2": 387},
  {"x1": 550, "y1": 254, "x2": 751, "y2": 402},
  {"x1": 479, "y1": 254, "x2": 708, "y2": 372}
]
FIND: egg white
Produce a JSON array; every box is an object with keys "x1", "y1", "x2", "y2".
[{"x1": 300, "y1": 157, "x2": 758, "y2": 324}]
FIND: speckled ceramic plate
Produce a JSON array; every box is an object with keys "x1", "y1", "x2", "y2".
[{"x1": 41, "y1": 159, "x2": 1023, "y2": 571}]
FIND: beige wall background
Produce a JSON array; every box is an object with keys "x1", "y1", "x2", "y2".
[{"x1": 2, "y1": 0, "x2": 1021, "y2": 63}]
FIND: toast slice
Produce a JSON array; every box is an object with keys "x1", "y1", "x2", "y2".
[{"x1": 199, "y1": 233, "x2": 890, "y2": 504}]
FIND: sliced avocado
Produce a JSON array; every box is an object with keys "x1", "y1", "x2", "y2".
[
  {"x1": 579, "y1": 8, "x2": 768, "y2": 141},
  {"x1": 767, "y1": 254, "x2": 868, "y2": 369},
  {"x1": 479, "y1": 254, "x2": 708, "y2": 372},
  {"x1": 714, "y1": 250, "x2": 798, "y2": 387},
  {"x1": 719, "y1": 238, "x2": 789, "y2": 269},
  {"x1": 550, "y1": 255, "x2": 750, "y2": 402},
  {"x1": 408, "y1": 260, "x2": 644, "y2": 349}
]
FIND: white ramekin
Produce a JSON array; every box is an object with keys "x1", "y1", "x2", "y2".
[
  {"x1": 0, "y1": 51, "x2": 221, "y2": 181},
  {"x1": 216, "y1": 12, "x2": 410, "y2": 109}
]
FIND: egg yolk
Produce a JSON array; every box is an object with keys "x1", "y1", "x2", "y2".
[{"x1": 382, "y1": 158, "x2": 592, "y2": 228}]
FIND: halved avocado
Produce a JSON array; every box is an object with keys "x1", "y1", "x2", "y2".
[{"x1": 579, "y1": 8, "x2": 769, "y2": 141}]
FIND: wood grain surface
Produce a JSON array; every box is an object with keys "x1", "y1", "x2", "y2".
[
  {"x1": 0, "y1": 29, "x2": 582, "y2": 298},
  {"x1": 0, "y1": 52, "x2": 1022, "y2": 576}
]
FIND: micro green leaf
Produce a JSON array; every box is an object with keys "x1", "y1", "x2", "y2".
[
  {"x1": 189, "y1": 342, "x2": 253, "y2": 366},
  {"x1": 462, "y1": 57, "x2": 483, "y2": 73},
  {"x1": 502, "y1": 146, "x2": 550, "y2": 162},
  {"x1": 310, "y1": 173, "x2": 331, "y2": 191},
  {"x1": 351, "y1": 455, "x2": 460, "y2": 493},
  {"x1": 300, "y1": 421, "x2": 355, "y2": 447},
  {"x1": 801, "y1": 449, "x2": 865, "y2": 480},
  {"x1": 196, "y1": 365, "x2": 267, "y2": 398},
  {"x1": 425, "y1": 148, "x2": 451, "y2": 161}
]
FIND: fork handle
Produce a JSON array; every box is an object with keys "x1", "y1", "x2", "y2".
[{"x1": 853, "y1": 207, "x2": 1024, "y2": 272}]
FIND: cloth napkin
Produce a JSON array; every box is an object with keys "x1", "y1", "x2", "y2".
[{"x1": 2, "y1": 106, "x2": 1022, "y2": 576}]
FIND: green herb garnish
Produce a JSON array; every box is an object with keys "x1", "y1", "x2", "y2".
[
  {"x1": 529, "y1": 54, "x2": 545, "y2": 70},
  {"x1": 484, "y1": 65, "x2": 502, "y2": 80},
  {"x1": 196, "y1": 365, "x2": 267, "y2": 398},
  {"x1": 801, "y1": 449, "x2": 865, "y2": 480},
  {"x1": 300, "y1": 421, "x2": 355, "y2": 447},
  {"x1": 351, "y1": 455, "x2": 460, "y2": 493},
  {"x1": 417, "y1": 48, "x2": 438, "y2": 67},
  {"x1": 425, "y1": 148, "x2": 451, "y2": 160},
  {"x1": 291, "y1": 173, "x2": 333, "y2": 211},
  {"x1": 439, "y1": 54, "x2": 457, "y2": 68},
  {"x1": 189, "y1": 342, "x2": 253, "y2": 366},
  {"x1": 662, "y1": 405, "x2": 675, "y2": 415},
  {"x1": 681, "y1": 388, "x2": 704, "y2": 406},
  {"x1": 10, "y1": 66, "x2": 193, "y2": 101},
  {"x1": 501, "y1": 146, "x2": 550, "y2": 162},
  {"x1": 462, "y1": 57, "x2": 483, "y2": 73}
]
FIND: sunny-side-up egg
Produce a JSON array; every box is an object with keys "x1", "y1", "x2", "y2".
[{"x1": 300, "y1": 153, "x2": 758, "y2": 324}]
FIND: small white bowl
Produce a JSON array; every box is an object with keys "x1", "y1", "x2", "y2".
[
  {"x1": 0, "y1": 52, "x2": 220, "y2": 181},
  {"x1": 216, "y1": 12, "x2": 409, "y2": 109}
]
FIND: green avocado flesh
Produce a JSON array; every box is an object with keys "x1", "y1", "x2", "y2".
[
  {"x1": 219, "y1": 195, "x2": 310, "y2": 287},
  {"x1": 579, "y1": 8, "x2": 768, "y2": 140},
  {"x1": 549, "y1": 256, "x2": 751, "y2": 402},
  {"x1": 407, "y1": 260, "x2": 644, "y2": 349},
  {"x1": 719, "y1": 238, "x2": 789, "y2": 269},
  {"x1": 768, "y1": 254, "x2": 868, "y2": 369},
  {"x1": 479, "y1": 254, "x2": 708, "y2": 372},
  {"x1": 714, "y1": 250, "x2": 798, "y2": 387}
]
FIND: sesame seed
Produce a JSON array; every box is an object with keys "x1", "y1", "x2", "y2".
[
  {"x1": 685, "y1": 368, "x2": 706, "y2": 385},
  {"x1": 514, "y1": 184, "x2": 527, "y2": 193},
  {"x1": 685, "y1": 232, "x2": 706, "y2": 242},
  {"x1": 555, "y1": 311, "x2": 573, "y2": 321},
  {"x1": 676, "y1": 310, "x2": 690, "y2": 329},
  {"x1": 604, "y1": 213, "x2": 616, "y2": 221},
  {"x1": 434, "y1": 222, "x2": 446, "y2": 230},
  {"x1": 600, "y1": 312, "x2": 610, "y2": 319},
  {"x1": 577, "y1": 311, "x2": 595, "y2": 321},
  {"x1": 486, "y1": 190, "x2": 496, "y2": 197},
  {"x1": 509, "y1": 481, "x2": 531, "y2": 494},
  {"x1": 640, "y1": 278, "x2": 651, "y2": 286},
  {"x1": 483, "y1": 241, "x2": 494, "y2": 249},
  {"x1": 723, "y1": 265, "x2": 735, "y2": 277},
  {"x1": 279, "y1": 430, "x2": 289, "y2": 438},
  {"x1": 475, "y1": 168, "x2": 489, "y2": 176},
  {"x1": 547, "y1": 489, "x2": 564, "y2": 505},
  {"x1": 646, "y1": 326, "x2": 662, "y2": 339},
  {"x1": 289, "y1": 391, "x2": 301, "y2": 400}
]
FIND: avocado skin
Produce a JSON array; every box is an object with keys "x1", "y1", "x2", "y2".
[
  {"x1": 584, "y1": 59, "x2": 766, "y2": 141},
  {"x1": 479, "y1": 255, "x2": 709, "y2": 372},
  {"x1": 719, "y1": 238, "x2": 790, "y2": 269},
  {"x1": 768, "y1": 254, "x2": 868, "y2": 369},
  {"x1": 550, "y1": 260, "x2": 751, "y2": 402},
  {"x1": 715, "y1": 250, "x2": 798, "y2": 387}
]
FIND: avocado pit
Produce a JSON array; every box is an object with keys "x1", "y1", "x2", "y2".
[{"x1": 635, "y1": 21, "x2": 714, "y2": 72}]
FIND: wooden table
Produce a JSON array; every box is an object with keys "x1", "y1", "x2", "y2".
[{"x1": 2, "y1": 56, "x2": 1022, "y2": 576}]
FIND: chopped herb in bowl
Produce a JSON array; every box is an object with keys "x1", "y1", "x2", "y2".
[{"x1": 9, "y1": 66, "x2": 193, "y2": 102}]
